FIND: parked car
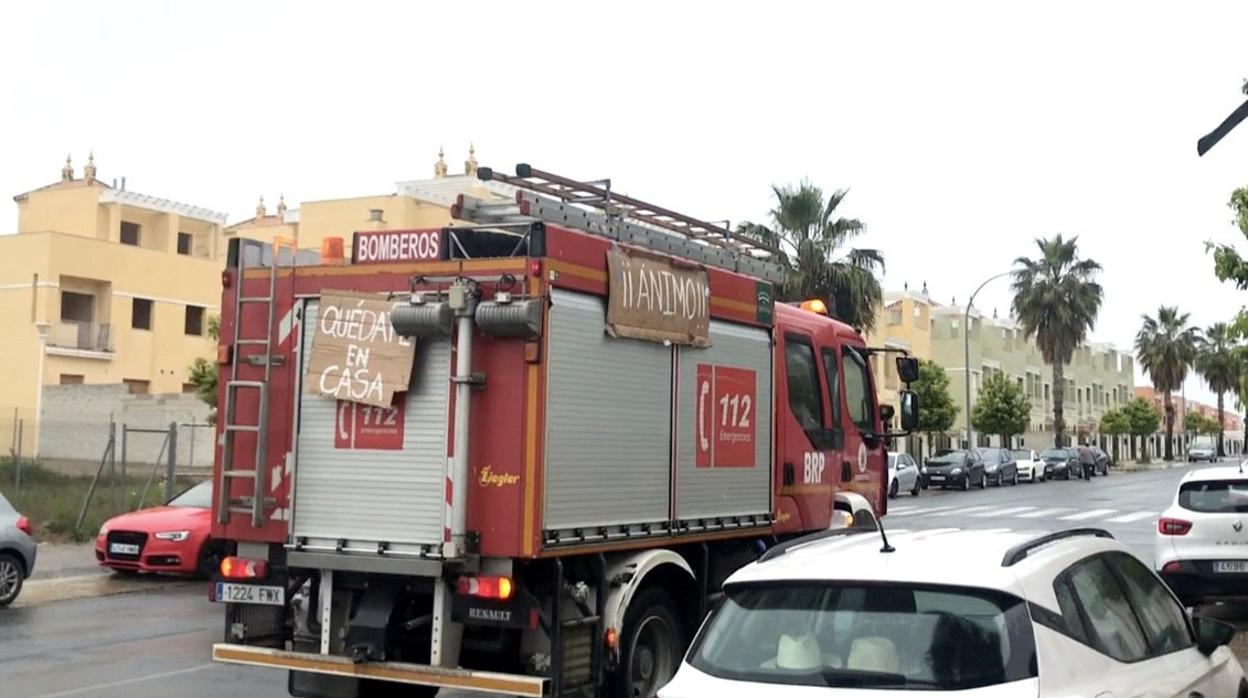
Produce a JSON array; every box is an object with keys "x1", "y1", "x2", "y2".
[
  {"x1": 1040, "y1": 447, "x2": 1079, "y2": 480},
  {"x1": 980, "y1": 447, "x2": 1019, "y2": 487},
  {"x1": 0, "y1": 491, "x2": 36, "y2": 607},
  {"x1": 1011, "y1": 448, "x2": 1045, "y2": 483},
  {"x1": 1090, "y1": 446, "x2": 1111, "y2": 475},
  {"x1": 924, "y1": 449, "x2": 985, "y2": 490},
  {"x1": 661, "y1": 527, "x2": 1245, "y2": 698},
  {"x1": 1156, "y1": 463, "x2": 1248, "y2": 607},
  {"x1": 886, "y1": 453, "x2": 921, "y2": 498},
  {"x1": 1188, "y1": 436, "x2": 1218, "y2": 463},
  {"x1": 95, "y1": 481, "x2": 225, "y2": 577}
]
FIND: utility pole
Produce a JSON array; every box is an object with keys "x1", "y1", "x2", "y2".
[{"x1": 964, "y1": 271, "x2": 1013, "y2": 450}]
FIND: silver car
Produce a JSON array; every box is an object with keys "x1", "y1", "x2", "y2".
[
  {"x1": 0, "y1": 491, "x2": 36, "y2": 606},
  {"x1": 887, "y1": 452, "x2": 921, "y2": 498}
]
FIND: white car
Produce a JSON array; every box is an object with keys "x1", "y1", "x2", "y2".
[
  {"x1": 887, "y1": 453, "x2": 921, "y2": 498},
  {"x1": 1187, "y1": 439, "x2": 1218, "y2": 463},
  {"x1": 1157, "y1": 463, "x2": 1248, "y2": 606},
  {"x1": 1009, "y1": 448, "x2": 1045, "y2": 483},
  {"x1": 661, "y1": 527, "x2": 1244, "y2": 697}
]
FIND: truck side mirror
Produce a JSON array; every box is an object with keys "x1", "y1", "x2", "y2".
[
  {"x1": 899, "y1": 390, "x2": 918, "y2": 431},
  {"x1": 896, "y1": 356, "x2": 920, "y2": 384}
]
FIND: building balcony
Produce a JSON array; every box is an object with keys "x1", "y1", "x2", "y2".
[{"x1": 46, "y1": 322, "x2": 114, "y2": 356}]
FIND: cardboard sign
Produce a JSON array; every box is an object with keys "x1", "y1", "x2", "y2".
[
  {"x1": 305, "y1": 291, "x2": 415, "y2": 408},
  {"x1": 335, "y1": 397, "x2": 405, "y2": 450},
  {"x1": 606, "y1": 248, "x2": 710, "y2": 347},
  {"x1": 695, "y1": 364, "x2": 757, "y2": 468},
  {"x1": 353, "y1": 229, "x2": 444, "y2": 264}
]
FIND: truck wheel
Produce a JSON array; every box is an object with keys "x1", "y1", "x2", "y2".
[
  {"x1": 358, "y1": 679, "x2": 439, "y2": 697},
  {"x1": 618, "y1": 587, "x2": 685, "y2": 698},
  {"x1": 195, "y1": 541, "x2": 226, "y2": 579},
  {"x1": 0, "y1": 553, "x2": 22, "y2": 607}
]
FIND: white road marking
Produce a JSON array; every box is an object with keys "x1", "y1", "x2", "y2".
[
  {"x1": 1105, "y1": 511, "x2": 1158, "y2": 523},
  {"x1": 1016, "y1": 507, "x2": 1074, "y2": 519},
  {"x1": 928, "y1": 505, "x2": 997, "y2": 516},
  {"x1": 29, "y1": 664, "x2": 215, "y2": 698},
  {"x1": 886, "y1": 505, "x2": 960, "y2": 517},
  {"x1": 1059, "y1": 508, "x2": 1118, "y2": 521},
  {"x1": 887, "y1": 505, "x2": 918, "y2": 515},
  {"x1": 969, "y1": 506, "x2": 1036, "y2": 518}
]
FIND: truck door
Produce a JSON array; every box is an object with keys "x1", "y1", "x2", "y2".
[
  {"x1": 835, "y1": 343, "x2": 885, "y2": 514},
  {"x1": 778, "y1": 331, "x2": 836, "y2": 530}
]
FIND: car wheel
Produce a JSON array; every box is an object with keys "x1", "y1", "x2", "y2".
[
  {"x1": 959, "y1": 476, "x2": 969, "y2": 492},
  {"x1": 0, "y1": 553, "x2": 23, "y2": 607},
  {"x1": 978, "y1": 471, "x2": 987, "y2": 489},
  {"x1": 1063, "y1": 467, "x2": 1071, "y2": 481},
  {"x1": 615, "y1": 587, "x2": 685, "y2": 698},
  {"x1": 1011, "y1": 469, "x2": 1019, "y2": 486},
  {"x1": 911, "y1": 478, "x2": 921, "y2": 497},
  {"x1": 888, "y1": 479, "x2": 899, "y2": 499}
]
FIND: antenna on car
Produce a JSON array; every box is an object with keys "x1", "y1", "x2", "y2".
[{"x1": 878, "y1": 516, "x2": 896, "y2": 554}]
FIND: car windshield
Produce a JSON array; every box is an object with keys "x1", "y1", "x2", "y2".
[
  {"x1": 168, "y1": 481, "x2": 213, "y2": 508},
  {"x1": 1040, "y1": 449, "x2": 1068, "y2": 459},
  {"x1": 928, "y1": 451, "x2": 966, "y2": 464},
  {"x1": 1179, "y1": 480, "x2": 1248, "y2": 513},
  {"x1": 1009, "y1": 450, "x2": 1031, "y2": 461},
  {"x1": 980, "y1": 448, "x2": 1004, "y2": 460},
  {"x1": 689, "y1": 583, "x2": 1037, "y2": 690},
  {"x1": 888, "y1": 454, "x2": 897, "y2": 467}
]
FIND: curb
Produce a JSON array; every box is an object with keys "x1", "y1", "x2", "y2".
[{"x1": 14, "y1": 573, "x2": 195, "y2": 608}]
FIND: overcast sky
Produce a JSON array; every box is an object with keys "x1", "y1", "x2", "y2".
[{"x1": 2, "y1": 1, "x2": 1246, "y2": 410}]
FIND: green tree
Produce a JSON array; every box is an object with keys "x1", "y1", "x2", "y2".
[
  {"x1": 1122, "y1": 397, "x2": 1161, "y2": 464},
  {"x1": 737, "y1": 183, "x2": 884, "y2": 332},
  {"x1": 1195, "y1": 322, "x2": 1242, "y2": 457},
  {"x1": 1135, "y1": 307, "x2": 1200, "y2": 461},
  {"x1": 1099, "y1": 408, "x2": 1130, "y2": 462},
  {"x1": 187, "y1": 315, "x2": 220, "y2": 413},
  {"x1": 1208, "y1": 187, "x2": 1248, "y2": 294},
  {"x1": 1010, "y1": 235, "x2": 1103, "y2": 448},
  {"x1": 1185, "y1": 412, "x2": 1220, "y2": 436},
  {"x1": 971, "y1": 374, "x2": 1031, "y2": 447},
  {"x1": 911, "y1": 359, "x2": 957, "y2": 459}
]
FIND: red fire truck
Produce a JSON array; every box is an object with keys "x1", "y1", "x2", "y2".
[{"x1": 209, "y1": 164, "x2": 918, "y2": 698}]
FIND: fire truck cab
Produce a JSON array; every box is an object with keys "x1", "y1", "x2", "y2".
[{"x1": 209, "y1": 164, "x2": 919, "y2": 698}]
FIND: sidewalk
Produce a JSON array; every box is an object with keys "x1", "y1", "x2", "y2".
[
  {"x1": 18, "y1": 540, "x2": 192, "y2": 608},
  {"x1": 31, "y1": 541, "x2": 101, "y2": 580}
]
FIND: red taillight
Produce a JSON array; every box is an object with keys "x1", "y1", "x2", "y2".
[
  {"x1": 456, "y1": 575, "x2": 514, "y2": 601},
  {"x1": 1162, "y1": 561, "x2": 1183, "y2": 574},
  {"x1": 1158, "y1": 517, "x2": 1192, "y2": 536},
  {"x1": 219, "y1": 556, "x2": 268, "y2": 580},
  {"x1": 15, "y1": 515, "x2": 30, "y2": 536}
]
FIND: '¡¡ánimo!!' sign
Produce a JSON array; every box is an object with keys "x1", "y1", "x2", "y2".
[{"x1": 605, "y1": 247, "x2": 711, "y2": 347}]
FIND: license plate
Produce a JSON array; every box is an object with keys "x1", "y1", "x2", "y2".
[
  {"x1": 215, "y1": 582, "x2": 285, "y2": 606},
  {"x1": 1213, "y1": 561, "x2": 1248, "y2": 574},
  {"x1": 109, "y1": 543, "x2": 139, "y2": 555},
  {"x1": 929, "y1": 475, "x2": 945, "y2": 481}
]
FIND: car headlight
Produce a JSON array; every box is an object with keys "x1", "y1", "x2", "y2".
[
  {"x1": 951, "y1": 467, "x2": 963, "y2": 475},
  {"x1": 98, "y1": 524, "x2": 110, "y2": 537},
  {"x1": 986, "y1": 464, "x2": 998, "y2": 472},
  {"x1": 154, "y1": 530, "x2": 191, "y2": 542}
]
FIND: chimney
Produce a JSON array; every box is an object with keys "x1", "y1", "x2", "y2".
[
  {"x1": 84, "y1": 151, "x2": 97, "y2": 183},
  {"x1": 464, "y1": 143, "x2": 478, "y2": 176},
  {"x1": 61, "y1": 154, "x2": 74, "y2": 182},
  {"x1": 434, "y1": 146, "x2": 448, "y2": 178}
]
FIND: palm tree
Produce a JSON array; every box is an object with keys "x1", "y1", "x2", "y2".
[
  {"x1": 1010, "y1": 235, "x2": 1103, "y2": 448},
  {"x1": 738, "y1": 183, "x2": 884, "y2": 332},
  {"x1": 1135, "y1": 307, "x2": 1201, "y2": 461},
  {"x1": 1195, "y1": 322, "x2": 1241, "y2": 457}
]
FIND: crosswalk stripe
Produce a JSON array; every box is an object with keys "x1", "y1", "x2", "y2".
[
  {"x1": 887, "y1": 505, "x2": 918, "y2": 515},
  {"x1": 969, "y1": 506, "x2": 1036, "y2": 518},
  {"x1": 1016, "y1": 507, "x2": 1074, "y2": 519},
  {"x1": 886, "y1": 505, "x2": 959, "y2": 517},
  {"x1": 1060, "y1": 508, "x2": 1118, "y2": 521},
  {"x1": 1105, "y1": 511, "x2": 1157, "y2": 523},
  {"x1": 929, "y1": 505, "x2": 996, "y2": 516}
]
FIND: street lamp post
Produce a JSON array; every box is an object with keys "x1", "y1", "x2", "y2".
[{"x1": 964, "y1": 272, "x2": 1014, "y2": 450}]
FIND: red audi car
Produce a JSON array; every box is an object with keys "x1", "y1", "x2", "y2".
[{"x1": 95, "y1": 481, "x2": 224, "y2": 576}]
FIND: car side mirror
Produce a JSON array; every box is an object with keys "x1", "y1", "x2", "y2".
[
  {"x1": 896, "y1": 356, "x2": 920, "y2": 384},
  {"x1": 898, "y1": 390, "x2": 918, "y2": 431},
  {"x1": 1194, "y1": 615, "x2": 1236, "y2": 655}
]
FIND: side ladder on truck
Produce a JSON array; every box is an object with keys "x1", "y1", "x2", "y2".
[{"x1": 217, "y1": 237, "x2": 295, "y2": 527}]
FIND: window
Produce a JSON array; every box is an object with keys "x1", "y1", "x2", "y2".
[
  {"x1": 688, "y1": 583, "x2": 1037, "y2": 690},
  {"x1": 842, "y1": 346, "x2": 873, "y2": 431},
  {"x1": 60, "y1": 291, "x2": 94, "y2": 323},
  {"x1": 784, "y1": 336, "x2": 823, "y2": 431},
  {"x1": 184, "y1": 305, "x2": 205, "y2": 336},
  {"x1": 59, "y1": 374, "x2": 84, "y2": 385},
  {"x1": 1107, "y1": 553, "x2": 1192, "y2": 655},
  {"x1": 1178, "y1": 479, "x2": 1248, "y2": 513},
  {"x1": 182, "y1": 382, "x2": 197, "y2": 394},
  {"x1": 1063, "y1": 557, "x2": 1150, "y2": 662},
  {"x1": 123, "y1": 379, "x2": 150, "y2": 395},
  {"x1": 820, "y1": 349, "x2": 842, "y2": 430},
  {"x1": 177, "y1": 232, "x2": 192, "y2": 255},
  {"x1": 120, "y1": 221, "x2": 140, "y2": 246},
  {"x1": 131, "y1": 298, "x2": 153, "y2": 330}
]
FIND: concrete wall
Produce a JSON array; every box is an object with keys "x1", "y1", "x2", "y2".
[{"x1": 38, "y1": 384, "x2": 213, "y2": 468}]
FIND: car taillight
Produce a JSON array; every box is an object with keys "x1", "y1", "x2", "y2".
[
  {"x1": 456, "y1": 575, "x2": 513, "y2": 601},
  {"x1": 1162, "y1": 561, "x2": 1183, "y2": 574},
  {"x1": 15, "y1": 515, "x2": 30, "y2": 536},
  {"x1": 220, "y1": 556, "x2": 268, "y2": 580},
  {"x1": 1158, "y1": 517, "x2": 1192, "y2": 536}
]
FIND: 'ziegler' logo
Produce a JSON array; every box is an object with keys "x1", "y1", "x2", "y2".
[{"x1": 479, "y1": 466, "x2": 520, "y2": 488}]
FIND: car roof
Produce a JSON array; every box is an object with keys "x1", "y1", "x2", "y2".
[
  {"x1": 726, "y1": 527, "x2": 1074, "y2": 594},
  {"x1": 1183, "y1": 465, "x2": 1248, "y2": 483}
]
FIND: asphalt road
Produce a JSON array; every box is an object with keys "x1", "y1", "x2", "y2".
[{"x1": 0, "y1": 460, "x2": 1240, "y2": 698}]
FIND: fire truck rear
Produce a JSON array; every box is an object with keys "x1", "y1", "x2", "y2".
[{"x1": 209, "y1": 164, "x2": 919, "y2": 697}]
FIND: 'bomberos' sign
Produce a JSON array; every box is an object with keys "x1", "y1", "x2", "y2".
[
  {"x1": 305, "y1": 291, "x2": 415, "y2": 408},
  {"x1": 606, "y1": 248, "x2": 711, "y2": 347}
]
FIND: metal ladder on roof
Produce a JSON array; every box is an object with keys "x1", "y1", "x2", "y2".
[
  {"x1": 216, "y1": 237, "x2": 295, "y2": 527},
  {"x1": 451, "y1": 163, "x2": 788, "y2": 283}
]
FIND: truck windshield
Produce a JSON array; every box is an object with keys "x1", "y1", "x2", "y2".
[
  {"x1": 1179, "y1": 480, "x2": 1248, "y2": 513},
  {"x1": 689, "y1": 583, "x2": 1037, "y2": 690}
]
